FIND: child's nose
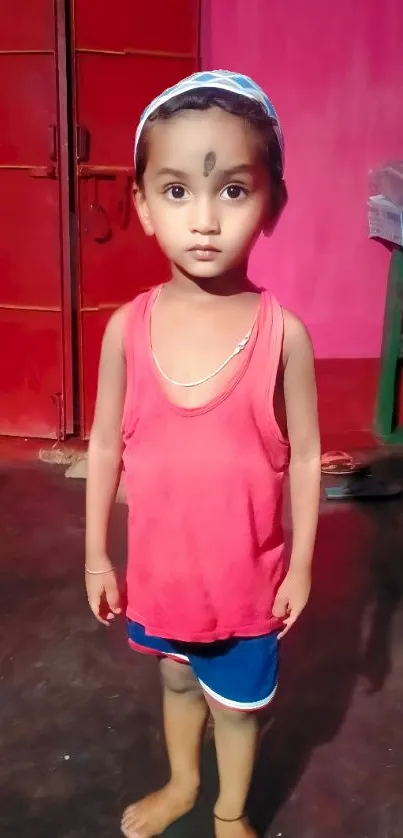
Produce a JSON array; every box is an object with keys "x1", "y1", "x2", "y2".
[{"x1": 189, "y1": 196, "x2": 220, "y2": 235}]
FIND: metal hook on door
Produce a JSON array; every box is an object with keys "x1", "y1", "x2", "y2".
[
  {"x1": 76, "y1": 125, "x2": 90, "y2": 163},
  {"x1": 78, "y1": 165, "x2": 134, "y2": 240},
  {"x1": 84, "y1": 177, "x2": 112, "y2": 243}
]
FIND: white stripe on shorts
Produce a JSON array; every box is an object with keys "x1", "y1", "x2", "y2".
[
  {"x1": 198, "y1": 678, "x2": 278, "y2": 711},
  {"x1": 165, "y1": 651, "x2": 189, "y2": 662}
]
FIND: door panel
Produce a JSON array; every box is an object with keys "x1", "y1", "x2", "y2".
[
  {"x1": 77, "y1": 172, "x2": 167, "y2": 308},
  {"x1": 0, "y1": 55, "x2": 56, "y2": 164},
  {"x1": 0, "y1": 311, "x2": 65, "y2": 439},
  {"x1": 71, "y1": 0, "x2": 200, "y2": 436},
  {"x1": 0, "y1": 1, "x2": 72, "y2": 438},
  {"x1": 0, "y1": 171, "x2": 61, "y2": 308},
  {"x1": 75, "y1": 53, "x2": 196, "y2": 164},
  {"x1": 0, "y1": 1, "x2": 199, "y2": 439},
  {"x1": 1, "y1": 0, "x2": 55, "y2": 51},
  {"x1": 73, "y1": 0, "x2": 199, "y2": 54}
]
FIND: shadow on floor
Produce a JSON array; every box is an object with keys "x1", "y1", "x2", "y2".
[
  {"x1": 1, "y1": 457, "x2": 403, "y2": 837},
  {"x1": 249, "y1": 454, "x2": 403, "y2": 837}
]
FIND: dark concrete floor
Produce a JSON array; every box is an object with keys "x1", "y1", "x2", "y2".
[{"x1": 1, "y1": 458, "x2": 403, "y2": 838}]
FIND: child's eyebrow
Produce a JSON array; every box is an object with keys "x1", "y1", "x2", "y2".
[
  {"x1": 156, "y1": 167, "x2": 188, "y2": 179},
  {"x1": 155, "y1": 164, "x2": 255, "y2": 179},
  {"x1": 220, "y1": 164, "x2": 255, "y2": 178}
]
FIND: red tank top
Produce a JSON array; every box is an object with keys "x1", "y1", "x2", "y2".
[{"x1": 122, "y1": 287, "x2": 289, "y2": 642}]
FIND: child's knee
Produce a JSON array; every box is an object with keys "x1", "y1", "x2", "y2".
[
  {"x1": 160, "y1": 658, "x2": 202, "y2": 695},
  {"x1": 209, "y1": 700, "x2": 256, "y2": 726}
]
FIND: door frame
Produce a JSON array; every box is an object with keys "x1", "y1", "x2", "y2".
[{"x1": 55, "y1": 0, "x2": 75, "y2": 437}]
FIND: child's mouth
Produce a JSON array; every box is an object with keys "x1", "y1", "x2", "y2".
[{"x1": 188, "y1": 245, "x2": 221, "y2": 261}]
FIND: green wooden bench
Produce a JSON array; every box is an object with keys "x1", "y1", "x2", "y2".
[{"x1": 375, "y1": 247, "x2": 403, "y2": 442}]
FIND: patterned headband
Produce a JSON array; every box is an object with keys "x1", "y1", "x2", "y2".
[{"x1": 134, "y1": 70, "x2": 284, "y2": 172}]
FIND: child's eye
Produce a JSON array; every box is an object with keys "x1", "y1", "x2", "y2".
[
  {"x1": 221, "y1": 184, "x2": 248, "y2": 201},
  {"x1": 164, "y1": 185, "x2": 188, "y2": 200}
]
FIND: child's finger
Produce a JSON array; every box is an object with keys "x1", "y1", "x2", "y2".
[
  {"x1": 272, "y1": 593, "x2": 289, "y2": 618},
  {"x1": 278, "y1": 614, "x2": 297, "y2": 639},
  {"x1": 89, "y1": 596, "x2": 111, "y2": 627},
  {"x1": 105, "y1": 578, "x2": 122, "y2": 615}
]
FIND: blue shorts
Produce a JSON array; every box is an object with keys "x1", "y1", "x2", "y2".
[{"x1": 127, "y1": 620, "x2": 279, "y2": 712}]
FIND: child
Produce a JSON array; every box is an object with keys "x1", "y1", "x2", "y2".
[{"x1": 85, "y1": 70, "x2": 321, "y2": 838}]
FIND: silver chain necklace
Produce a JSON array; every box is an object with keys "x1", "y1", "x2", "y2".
[{"x1": 150, "y1": 288, "x2": 258, "y2": 389}]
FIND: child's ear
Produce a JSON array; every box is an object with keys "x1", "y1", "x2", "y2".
[
  {"x1": 263, "y1": 207, "x2": 280, "y2": 237},
  {"x1": 263, "y1": 181, "x2": 288, "y2": 237},
  {"x1": 133, "y1": 185, "x2": 154, "y2": 236},
  {"x1": 263, "y1": 214, "x2": 276, "y2": 237}
]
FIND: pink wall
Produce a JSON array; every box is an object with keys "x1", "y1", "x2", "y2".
[{"x1": 202, "y1": 0, "x2": 403, "y2": 358}]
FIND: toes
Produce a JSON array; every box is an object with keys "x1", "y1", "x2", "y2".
[
  {"x1": 121, "y1": 806, "x2": 143, "y2": 837},
  {"x1": 122, "y1": 804, "x2": 139, "y2": 823},
  {"x1": 121, "y1": 823, "x2": 142, "y2": 838},
  {"x1": 121, "y1": 821, "x2": 141, "y2": 838}
]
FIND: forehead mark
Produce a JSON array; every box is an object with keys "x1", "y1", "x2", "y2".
[{"x1": 203, "y1": 151, "x2": 216, "y2": 178}]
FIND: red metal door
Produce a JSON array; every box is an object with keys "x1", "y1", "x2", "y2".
[
  {"x1": 0, "y1": 1, "x2": 73, "y2": 438},
  {"x1": 71, "y1": 0, "x2": 200, "y2": 437}
]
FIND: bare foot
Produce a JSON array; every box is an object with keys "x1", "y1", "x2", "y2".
[
  {"x1": 121, "y1": 781, "x2": 198, "y2": 837},
  {"x1": 215, "y1": 816, "x2": 257, "y2": 838}
]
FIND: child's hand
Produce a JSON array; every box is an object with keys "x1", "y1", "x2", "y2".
[
  {"x1": 272, "y1": 567, "x2": 311, "y2": 639},
  {"x1": 85, "y1": 555, "x2": 122, "y2": 626}
]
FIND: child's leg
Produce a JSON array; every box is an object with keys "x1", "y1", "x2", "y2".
[
  {"x1": 121, "y1": 658, "x2": 208, "y2": 838},
  {"x1": 162, "y1": 657, "x2": 208, "y2": 788},
  {"x1": 210, "y1": 701, "x2": 259, "y2": 838}
]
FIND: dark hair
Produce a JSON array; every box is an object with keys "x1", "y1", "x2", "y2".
[{"x1": 135, "y1": 88, "x2": 287, "y2": 217}]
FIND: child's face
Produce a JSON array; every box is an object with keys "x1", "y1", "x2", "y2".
[{"x1": 135, "y1": 107, "x2": 273, "y2": 279}]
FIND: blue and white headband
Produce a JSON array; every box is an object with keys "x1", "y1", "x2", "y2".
[{"x1": 134, "y1": 70, "x2": 284, "y2": 172}]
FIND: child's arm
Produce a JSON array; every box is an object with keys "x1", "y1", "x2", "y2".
[
  {"x1": 85, "y1": 306, "x2": 128, "y2": 626},
  {"x1": 272, "y1": 312, "x2": 321, "y2": 638}
]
